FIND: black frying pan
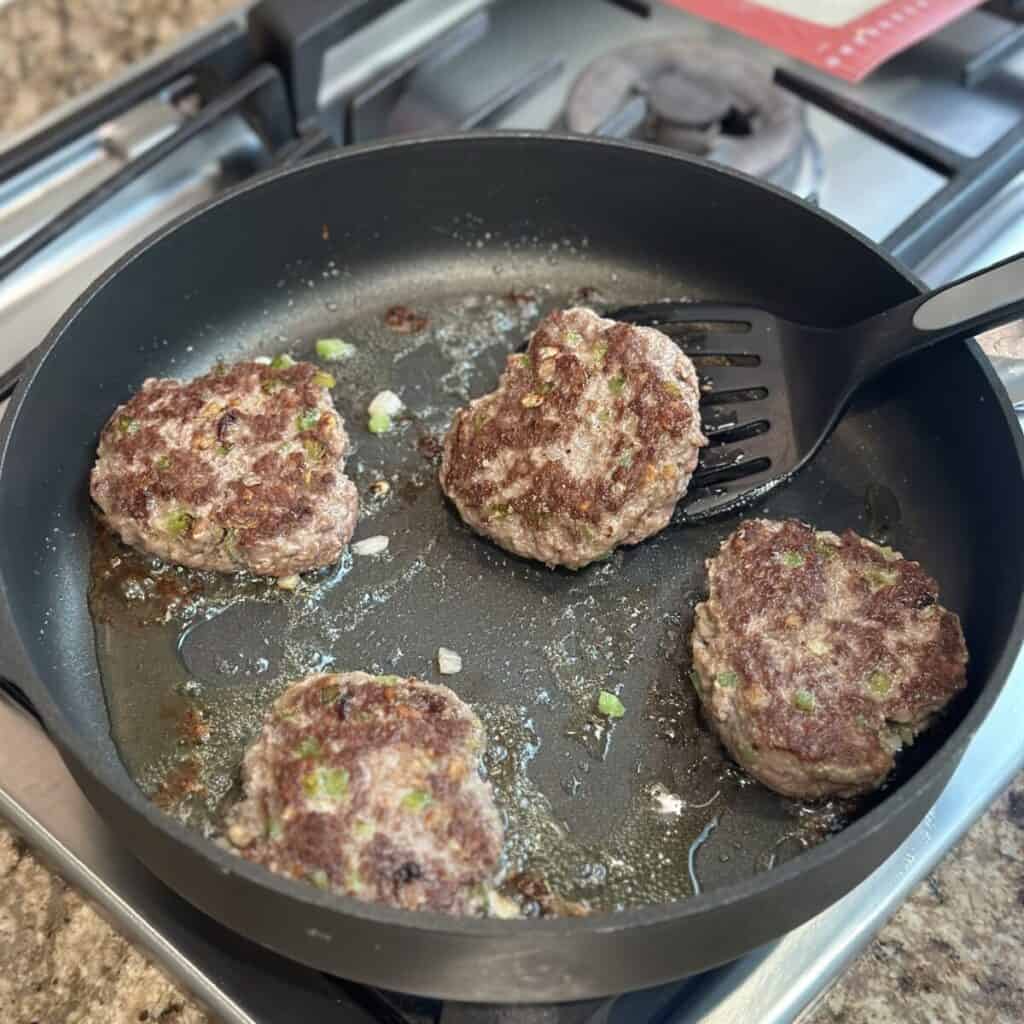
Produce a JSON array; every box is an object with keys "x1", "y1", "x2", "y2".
[{"x1": 1, "y1": 135, "x2": 1022, "y2": 1004}]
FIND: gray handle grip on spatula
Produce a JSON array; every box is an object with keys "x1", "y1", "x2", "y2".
[
  {"x1": 854, "y1": 251, "x2": 1024, "y2": 383},
  {"x1": 913, "y1": 252, "x2": 1024, "y2": 333}
]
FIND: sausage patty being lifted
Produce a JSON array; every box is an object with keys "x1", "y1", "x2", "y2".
[
  {"x1": 225, "y1": 672, "x2": 505, "y2": 916},
  {"x1": 440, "y1": 307, "x2": 706, "y2": 569},
  {"x1": 90, "y1": 359, "x2": 358, "y2": 577},
  {"x1": 691, "y1": 519, "x2": 968, "y2": 800}
]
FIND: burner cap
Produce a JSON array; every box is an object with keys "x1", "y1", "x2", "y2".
[
  {"x1": 566, "y1": 40, "x2": 816, "y2": 191},
  {"x1": 647, "y1": 69, "x2": 734, "y2": 129}
]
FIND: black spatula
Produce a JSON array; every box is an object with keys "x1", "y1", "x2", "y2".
[{"x1": 609, "y1": 251, "x2": 1024, "y2": 521}]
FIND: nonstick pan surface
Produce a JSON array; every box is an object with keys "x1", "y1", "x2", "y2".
[{"x1": 1, "y1": 135, "x2": 1022, "y2": 1002}]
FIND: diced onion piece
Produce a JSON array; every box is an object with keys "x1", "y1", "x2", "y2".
[
  {"x1": 367, "y1": 412, "x2": 392, "y2": 435},
  {"x1": 401, "y1": 789, "x2": 432, "y2": 812},
  {"x1": 867, "y1": 670, "x2": 892, "y2": 697},
  {"x1": 316, "y1": 338, "x2": 356, "y2": 361},
  {"x1": 437, "y1": 647, "x2": 463, "y2": 675},
  {"x1": 303, "y1": 765, "x2": 348, "y2": 800},
  {"x1": 277, "y1": 574, "x2": 300, "y2": 590},
  {"x1": 296, "y1": 408, "x2": 321, "y2": 431},
  {"x1": 651, "y1": 783, "x2": 684, "y2": 816},
  {"x1": 164, "y1": 508, "x2": 193, "y2": 536},
  {"x1": 271, "y1": 353, "x2": 296, "y2": 369},
  {"x1": 369, "y1": 389, "x2": 404, "y2": 419},
  {"x1": 352, "y1": 535, "x2": 389, "y2": 556},
  {"x1": 793, "y1": 689, "x2": 816, "y2": 713},
  {"x1": 226, "y1": 823, "x2": 253, "y2": 847},
  {"x1": 486, "y1": 891, "x2": 521, "y2": 919},
  {"x1": 597, "y1": 690, "x2": 625, "y2": 718},
  {"x1": 253, "y1": 355, "x2": 273, "y2": 365}
]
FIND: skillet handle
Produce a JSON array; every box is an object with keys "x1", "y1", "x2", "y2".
[
  {"x1": 0, "y1": 398, "x2": 49, "y2": 719},
  {"x1": 0, "y1": 355, "x2": 30, "y2": 403},
  {"x1": 0, "y1": 583, "x2": 47, "y2": 723},
  {"x1": 248, "y1": 0, "x2": 403, "y2": 133}
]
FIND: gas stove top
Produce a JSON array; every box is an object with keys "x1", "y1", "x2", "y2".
[{"x1": 2, "y1": 2, "x2": 1024, "y2": 1021}]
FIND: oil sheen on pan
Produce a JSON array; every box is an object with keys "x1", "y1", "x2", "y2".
[{"x1": 88, "y1": 277, "x2": 913, "y2": 916}]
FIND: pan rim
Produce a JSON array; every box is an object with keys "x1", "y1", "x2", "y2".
[{"x1": 2, "y1": 131, "x2": 1023, "y2": 942}]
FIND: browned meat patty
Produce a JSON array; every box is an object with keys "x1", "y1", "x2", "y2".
[
  {"x1": 224, "y1": 672, "x2": 505, "y2": 916},
  {"x1": 691, "y1": 519, "x2": 968, "y2": 799},
  {"x1": 90, "y1": 360, "x2": 358, "y2": 577},
  {"x1": 439, "y1": 307, "x2": 706, "y2": 569}
]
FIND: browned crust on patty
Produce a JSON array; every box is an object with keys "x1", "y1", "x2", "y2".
[
  {"x1": 90, "y1": 360, "x2": 358, "y2": 576},
  {"x1": 691, "y1": 518, "x2": 968, "y2": 799},
  {"x1": 224, "y1": 672, "x2": 504, "y2": 915},
  {"x1": 439, "y1": 307, "x2": 706, "y2": 567}
]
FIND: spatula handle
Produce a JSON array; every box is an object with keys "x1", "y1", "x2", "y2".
[
  {"x1": 854, "y1": 251, "x2": 1024, "y2": 382},
  {"x1": 913, "y1": 252, "x2": 1024, "y2": 333}
]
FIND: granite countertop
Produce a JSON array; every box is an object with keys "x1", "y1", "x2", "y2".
[
  {"x1": 0, "y1": 0, "x2": 240, "y2": 139},
  {"x1": 0, "y1": 2, "x2": 1022, "y2": 1022}
]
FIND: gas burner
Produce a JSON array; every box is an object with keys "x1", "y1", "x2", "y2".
[{"x1": 566, "y1": 40, "x2": 822, "y2": 197}]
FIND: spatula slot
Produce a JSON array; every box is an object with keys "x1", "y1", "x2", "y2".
[
  {"x1": 704, "y1": 419, "x2": 770, "y2": 447},
  {"x1": 688, "y1": 352, "x2": 760, "y2": 367},
  {"x1": 658, "y1": 320, "x2": 753, "y2": 342},
  {"x1": 701, "y1": 386, "x2": 768, "y2": 405},
  {"x1": 699, "y1": 444, "x2": 754, "y2": 471},
  {"x1": 691, "y1": 456, "x2": 772, "y2": 489}
]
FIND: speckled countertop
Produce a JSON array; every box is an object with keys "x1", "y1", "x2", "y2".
[
  {"x1": 0, "y1": 3, "x2": 1022, "y2": 1023},
  {"x1": 0, "y1": 0, "x2": 241, "y2": 139}
]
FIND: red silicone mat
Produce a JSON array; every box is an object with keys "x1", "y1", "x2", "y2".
[{"x1": 668, "y1": 0, "x2": 986, "y2": 81}]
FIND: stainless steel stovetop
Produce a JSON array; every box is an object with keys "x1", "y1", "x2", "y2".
[{"x1": 2, "y1": 2, "x2": 1024, "y2": 1021}]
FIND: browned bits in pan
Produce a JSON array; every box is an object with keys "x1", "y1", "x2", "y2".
[
  {"x1": 384, "y1": 305, "x2": 428, "y2": 334},
  {"x1": 153, "y1": 757, "x2": 206, "y2": 809}
]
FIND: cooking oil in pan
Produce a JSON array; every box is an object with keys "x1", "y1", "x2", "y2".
[{"x1": 88, "y1": 281, "x2": 852, "y2": 914}]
